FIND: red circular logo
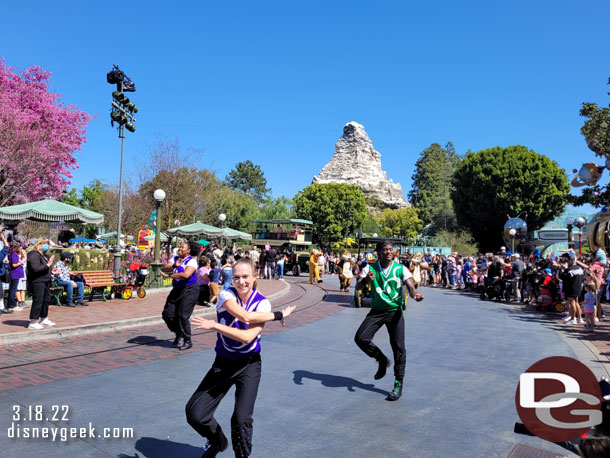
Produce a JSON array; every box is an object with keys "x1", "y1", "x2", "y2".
[{"x1": 515, "y1": 356, "x2": 602, "y2": 442}]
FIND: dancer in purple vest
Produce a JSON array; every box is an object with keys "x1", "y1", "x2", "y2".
[
  {"x1": 161, "y1": 240, "x2": 202, "y2": 350},
  {"x1": 187, "y1": 257, "x2": 295, "y2": 458}
]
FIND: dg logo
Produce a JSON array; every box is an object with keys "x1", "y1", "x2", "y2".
[{"x1": 515, "y1": 356, "x2": 602, "y2": 442}]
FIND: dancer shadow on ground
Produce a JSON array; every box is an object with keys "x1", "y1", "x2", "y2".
[
  {"x1": 293, "y1": 370, "x2": 388, "y2": 396},
  {"x1": 118, "y1": 437, "x2": 203, "y2": 458},
  {"x1": 127, "y1": 335, "x2": 174, "y2": 348}
]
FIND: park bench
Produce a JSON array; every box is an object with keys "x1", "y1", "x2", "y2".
[
  {"x1": 71, "y1": 270, "x2": 127, "y2": 301},
  {"x1": 50, "y1": 279, "x2": 65, "y2": 306}
]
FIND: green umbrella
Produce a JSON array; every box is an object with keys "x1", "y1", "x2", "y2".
[
  {"x1": 165, "y1": 221, "x2": 224, "y2": 238},
  {"x1": 197, "y1": 239, "x2": 210, "y2": 246},
  {"x1": 221, "y1": 227, "x2": 252, "y2": 241},
  {"x1": 0, "y1": 199, "x2": 104, "y2": 224},
  {"x1": 144, "y1": 232, "x2": 168, "y2": 242}
]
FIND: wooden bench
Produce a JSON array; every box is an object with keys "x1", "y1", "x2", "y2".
[{"x1": 71, "y1": 270, "x2": 127, "y2": 301}]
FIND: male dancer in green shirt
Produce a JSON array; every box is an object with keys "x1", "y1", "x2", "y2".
[{"x1": 355, "y1": 240, "x2": 424, "y2": 401}]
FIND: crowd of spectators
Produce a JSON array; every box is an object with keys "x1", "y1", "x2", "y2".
[{"x1": 402, "y1": 243, "x2": 610, "y2": 334}]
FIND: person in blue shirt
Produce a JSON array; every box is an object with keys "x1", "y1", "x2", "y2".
[{"x1": 208, "y1": 259, "x2": 221, "y2": 306}]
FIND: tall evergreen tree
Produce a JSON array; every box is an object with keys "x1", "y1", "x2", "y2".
[
  {"x1": 408, "y1": 142, "x2": 461, "y2": 231},
  {"x1": 226, "y1": 160, "x2": 271, "y2": 202}
]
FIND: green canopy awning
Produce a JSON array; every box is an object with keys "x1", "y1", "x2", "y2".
[
  {"x1": 165, "y1": 221, "x2": 225, "y2": 238},
  {"x1": 221, "y1": 227, "x2": 252, "y2": 241},
  {"x1": 0, "y1": 199, "x2": 104, "y2": 224},
  {"x1": 97, "y1": 231, "x2": 134, "y2": 241},
  {"x1": 197, "y1": 239, "x2": 210, "y2": 246},
  {"x1": 144, "y1": 232, "x2": 169, "y2": 242}
]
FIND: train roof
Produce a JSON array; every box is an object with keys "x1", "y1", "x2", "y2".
[{"x1": 253, "y1": 219, "x2": 313, "y2": 225}]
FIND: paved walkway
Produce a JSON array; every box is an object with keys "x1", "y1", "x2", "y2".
[
  {"x1": 1, "y1": 276, "x2": 586, "y2": 457},
  {"x1": 0, "y1": 277, "x2": 352, "y2": 393},
  {"x1": 427, "y1": 285, "x2": 610, "y2": 379}
]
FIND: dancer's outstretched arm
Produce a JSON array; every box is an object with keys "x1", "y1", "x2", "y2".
[
  {"x1": 222, "y1": 300, "x2": 295, "y2": 326},
  {"x1": 192, "y1": 318, "x2": 265, "y2": 344}
]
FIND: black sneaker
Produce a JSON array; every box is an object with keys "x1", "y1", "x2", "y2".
[
  {"x1": 77, "y1": 300, "x2": 89, "y2": 306},
  {"x1": 374, "y1": 356, "x2": 391, "y2": 380},
  {"x1": 66, "y1": 302, "x2": 76, "y2": 308},
  {"x1": 172, "y1": 336, "x2": 182, "y2": 347},
  {"x1": 200, "y1": 435, "x2": 228, "y2": 458},
  {"x1": 386, "y1": 380, "x2": 403, "y2": 401},
  {"x1": 0, "y1": 308, "x2": 13, "y2": 314},
  {"x1": 179, "y1": 340, "x2": 193, "y2": 351}
]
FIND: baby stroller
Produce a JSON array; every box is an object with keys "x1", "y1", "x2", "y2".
[
  {"x1": 480, "y1": 277, "x2": 507, "y2": 302},
  {"x1": 534, "y1": 271, "x2": 565, "y2": 313},
  {"x1": 122, "y1": 263, "x2": 149, "y2": 299}
]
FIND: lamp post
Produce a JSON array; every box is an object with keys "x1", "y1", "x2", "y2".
[
  {"x1": 509, "y1": 228, "x2": 517, "y2": 255},
  {"x1": 566, "y1": 216, "x2": 575, "y2": 251},
  {"x1": 218, "y1": 213, "x2": 226, "y2": 247},
  {"x1": 151, "y1": 189, "x2": 166, "y2": 288},
  {"x1": 107, "y1": 65, "x2": 138, "y2": 279},
  {"x1": 356, "y1": 230, "x2": 363, "y2": 260},
  {"x1": 574, "y1": 216, "x2": 586, "y2": 256}
]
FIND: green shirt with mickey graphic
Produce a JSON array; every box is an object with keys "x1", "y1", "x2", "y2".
[{"x1": 366, "y1": 261, "x2": 413, "y2": 311}]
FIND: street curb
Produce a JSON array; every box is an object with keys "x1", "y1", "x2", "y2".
[
  {"x1": 571, "y1": 336, "x2": 610, "y2": 380},
  {"x1": 0, "y1": 281, "x2": 291, "y2": 346}
]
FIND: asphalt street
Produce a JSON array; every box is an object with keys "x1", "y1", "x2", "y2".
[{"x1": 1, "y1": 275, "x2": 587, "y2": 457}]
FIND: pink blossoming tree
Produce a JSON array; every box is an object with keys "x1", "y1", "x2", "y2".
[{"x1": 0, "y1": 58, "x2": 92, "y2": 206}]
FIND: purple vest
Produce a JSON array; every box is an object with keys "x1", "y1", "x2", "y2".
[
  {"x1": 215, "y1": 287, "x2": 266, "y2": 360},
  {"x1": 172, "y1": 255, "x2": 197, "y2": 288}
]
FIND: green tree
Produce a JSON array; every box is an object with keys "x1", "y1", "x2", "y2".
[
  {"x1": 374, "y1": 208, "x2": 422, "y2": 240},
  {"x1": 59, "y1": 181, "x2": 112, "y2": 238},
  {"x1": 226, "y1": 160, "x2": 271, "y2": 202},
  {"x1": 430, "y1": 229, "x2": 478, "y2": 256},
  {"x1": 80, "y1": 180, "x2": 109, "y2": 213},
  {"x1": 408, "y1": 142, "x2": 461, "y2": 230},
  {"x1": 451, "y1": 145, "x2": 570, "y2": 252},
  {"x1": 260, "y1": 196, "x2": 294, "y2": 220},
  {"x1": 571, "y1": 91, "x2": 610, "y2": 206},
  {"x1": 293, "y1": 183, "x2": 367, "y2": 248},
  {"x1": 60, "y1": 188, "x2": 80, "y2": 207}
]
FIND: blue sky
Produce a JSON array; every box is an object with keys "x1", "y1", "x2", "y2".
[{"x1": 2, "y1": 1, "x2": 609, "y2": 209}]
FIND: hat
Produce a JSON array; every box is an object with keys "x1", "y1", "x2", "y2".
[
  {"x1": 375, "y1": 239, "x2": 393, "y2": 251},
  {"x1": 60, "y1": 252, "x2": 74, "y2": 261},
  {"x1": 513, "y1": 253, "x2": 520, "y2": 259},
  {"x1": 544, "y1": 268, "x2": 552, "y2": 275}
]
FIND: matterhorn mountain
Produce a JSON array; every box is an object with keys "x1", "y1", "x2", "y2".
[{"x1": 312, "y1": 122, "x2": 409, "y2": 209}]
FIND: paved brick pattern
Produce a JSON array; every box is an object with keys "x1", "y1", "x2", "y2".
[{"x1": 0, "y1": 278, "x2": 353, "y2": 392}]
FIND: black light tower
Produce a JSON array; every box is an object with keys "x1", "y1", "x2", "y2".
[{"x1": 107, "y1": 65, "x2": 138, "y2": 278}]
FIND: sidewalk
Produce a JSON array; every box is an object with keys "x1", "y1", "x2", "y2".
[{"x1": 0, "y1": 280, "x2": 290, "y2": 346}]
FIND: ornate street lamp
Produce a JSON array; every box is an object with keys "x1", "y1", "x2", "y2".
[
  {"x1": 151, "y1": 189, "x2": 166, "y2": 288},
  {"x1": 566, "y1": 216, "x2": 575, "y2": 250},
  {"x1": 509, "y1": 228, "x2": 517, "y2": 255}
]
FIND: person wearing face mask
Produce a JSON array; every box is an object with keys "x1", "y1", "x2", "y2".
[{"x1": 26, "y1": 238, "x2": 55, "y2": 330}]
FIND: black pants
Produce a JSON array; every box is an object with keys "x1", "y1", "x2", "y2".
[
  {"x1": 186, "y1": 355, "x2": 262, "y2": 458},
  {"x1": 198, "y1": 284, "x2": 210, "y2": 305},
  {"x1": 162, "y1": 284, "x2": 199, "y2": 341},
  {"x1": 30, "y1": 281, "x2": 50, "y2": 320},
  {"x1": 354, "y1": 308, "x2": 406, "y2": 381}
]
